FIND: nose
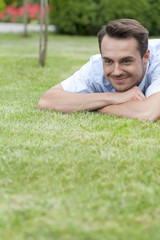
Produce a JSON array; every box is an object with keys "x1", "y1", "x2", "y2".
[{"x1": 112, "y1": 63, "x2": 123, "y2": 76}]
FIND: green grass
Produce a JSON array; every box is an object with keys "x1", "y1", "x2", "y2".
[{"x1": 0, "y1": 33, "x2": 160, "y2": 240}]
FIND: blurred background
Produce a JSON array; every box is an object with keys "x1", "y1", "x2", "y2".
[{"x1": 0, "y1": 0, "x2": 160, "y2": 36}]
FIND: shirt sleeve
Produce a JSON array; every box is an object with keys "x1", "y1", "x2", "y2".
[
  {"x1": 145, "y1": 76, "x2": 160, "y2": 98},
  {"x1": 61, "y1": 57, "x2": 97, "y2": 93},
  {"x1": 145, "y1": 40, "x2": 160, "y2": 98},
  {"x1": 145, "y1": 62, "x2": 160, "y2": 98}
]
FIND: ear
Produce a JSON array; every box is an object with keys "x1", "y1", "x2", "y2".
[{"x1": 143, "y1": 49, "x2": 150, "y2": 65}]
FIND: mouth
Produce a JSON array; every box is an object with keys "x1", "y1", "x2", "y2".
[
  {"x1": 111, "y1": 77, "x2": 129, "y2": 83},
  {"x1": 109, "y1": 74, "x2": 130, "y2": 84}
]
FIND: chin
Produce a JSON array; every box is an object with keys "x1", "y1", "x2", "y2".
[
  {"x1": 110, "y1": 81, "x2": 130, "y2": 92},
  {"x1": 114, "y1": 83, "x2": 139, "y2": 92},
  {"x1": 114, "y1": 86, "x2": 129, "y2": 92}
]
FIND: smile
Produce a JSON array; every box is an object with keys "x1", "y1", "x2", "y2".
[{"x1": 111, "y1": 77, "x2": 129, "y2": 83}]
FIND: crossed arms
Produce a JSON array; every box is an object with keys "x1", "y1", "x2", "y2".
[{"x1": 37, "y1": 83, "x2": 160, "y2": 122}]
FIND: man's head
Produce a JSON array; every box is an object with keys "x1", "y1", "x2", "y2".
[
  {"x1": 97, "y1": 19, "x2": 150, "y2": 92},
  {"x1": 97, "y1": 19, "x2": 149, "y2": 58}
]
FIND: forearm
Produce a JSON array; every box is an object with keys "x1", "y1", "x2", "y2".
[
  {"x1": 37, "y1": 85, "x2": 147, "y2": 113},
  {"x1": 97, "y1": 92, "x2": 160, "y2": 121},
  {"x1": 98, "y1": 100, "x2": 148, "y2": 120},
  {"x1": 37, "y1": 90, "x2": 122, "y2": 113}
]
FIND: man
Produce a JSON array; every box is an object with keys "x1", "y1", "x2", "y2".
[{"x1": 37, "y1": 19, "x2": 160, "y2": 121}]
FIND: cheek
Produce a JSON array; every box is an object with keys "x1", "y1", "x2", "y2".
[
  {"x1": 133, "y1": 64, "x2": 143, "y2": 77},
  {"x1": 103, "y1": 64, "x2": 112, "y2": 75},
  {"x1": 125, "y1": 65, "x2": 141, "y2": 76}
]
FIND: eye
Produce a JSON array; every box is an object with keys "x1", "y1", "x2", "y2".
[
  {"x1": 104, "y1": 59, "x2": 113, "y2": 64},
  {"x1": 122, "y1": 59, "x2": 132, "y2": 64}
]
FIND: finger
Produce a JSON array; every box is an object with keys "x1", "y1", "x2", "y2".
[{"x1": 136, "y1": 93, "x2": 146, "y2": 101}]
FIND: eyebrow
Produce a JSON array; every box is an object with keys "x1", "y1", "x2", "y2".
[
  {"x1": 102, "y1": 56, "x2": 136, "y2": 61},
  {"x1": 102, "y1": 57, "x2": 112, "y2": 61},
  {"x1": 120, "y1": 56, "x2": 136, "y2": 61}
]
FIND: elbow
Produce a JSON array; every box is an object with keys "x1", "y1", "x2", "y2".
[
  {"x1": 147, "y1": 113, "x2": 160, "y2": 122},
  {"x1": 37, "y1": 97, "x2": 46, "y2": 110},
  {"x1": 37, "y1": 84, "x2": 64, "y2": 111},
  {"x1": 37, "y1": 99, "x2": 44, "y2": 110},
  {"x1": 142, "y1": 109, "x2": 160, "y2": 122},
  {"x1": 37, "y1": 93, "x2": 55, "y2": 111},
  {"x1": 37, "y1": 91, "x2": 63, "y2": 112},
  {"x1": 139, "y1": 93, "x2": 160, "y2": 122}
]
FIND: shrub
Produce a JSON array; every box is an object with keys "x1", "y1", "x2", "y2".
[
  {"x1": 50, "y1": 0, "x2": 160, "y2": 36},
  {"x1": 4, "y1": 0, "x2": 23, "y2": 7},
  {"x1": 50, "y1": 0, "x2": 100, "y2": 35},
  {"x1": 4, "y1": 0, "x2": 40, "y2": 7},
  {"x1": 0, "y1": 2, "x2": 48, "y2": 23},
  {"x1": 0, "y1": 0, "x2": 6, "y2": 11}
]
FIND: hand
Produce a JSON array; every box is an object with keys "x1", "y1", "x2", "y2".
[{"x1": 119, "y1": 86, "x2": 146, "y2": 103}]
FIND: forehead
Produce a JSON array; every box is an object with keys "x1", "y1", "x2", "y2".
[{"x1": 101, "y1": 35, "x2": 140, "y2": 59}]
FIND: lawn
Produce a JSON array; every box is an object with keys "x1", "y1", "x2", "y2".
[{"x1": 0, "y1": 33, "x2": 160, "y2": 240}]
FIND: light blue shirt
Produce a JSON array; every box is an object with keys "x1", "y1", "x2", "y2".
[{"x1": 61, "y1": 39, "x2": 160, "y2": 98}]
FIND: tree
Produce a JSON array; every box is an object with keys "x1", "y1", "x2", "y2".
[
  {"x1": 39, "y1": 0, "x2": 48, "y2": 67},
  {"x1": 23, "y1": 0, "x2": 28, "y2": 37}
]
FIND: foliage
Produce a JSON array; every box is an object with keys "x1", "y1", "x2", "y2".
[
  {"x1": 0, "y1": 33, "x2": 160, "y2": 239},
  {"x1": 0, "y1": 0, "x2": 6, "y2": 11},
  {"x1": 0, "y1": 2, "x2": 49, "y2": 23},
  {"x1": 4, "y1": 0, "x2": 23, "y2": 7},
  {"x1": 49, "y1": 0, "x2": 160, "y2": 36},
  {"x1": 4, "y1": 0, "x2": 40, "y2": 7},
  {"x1": 49, "y1": 0, "x2": 100, "y2": 35},
  {"x1": 145, "y1": 0, "x2": 160, "y2": 36}
]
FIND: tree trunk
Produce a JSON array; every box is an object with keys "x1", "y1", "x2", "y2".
[
  {"x1": 23, "y1": 0, "x2": 28, "y2": 37},
  {"x1": 39, "y1": 0, "x2": 48, "y2": 67}
]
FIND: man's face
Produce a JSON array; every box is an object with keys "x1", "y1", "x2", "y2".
[{"x1": 101, "y1": 35, "x2": 150, "y2": 92}]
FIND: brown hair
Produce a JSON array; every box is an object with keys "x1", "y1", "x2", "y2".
[{"x1": 97, "y1": 19, "x2": 149, "y2": 58}]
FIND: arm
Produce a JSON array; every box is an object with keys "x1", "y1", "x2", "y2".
[
  {"x1": 37, "y1": 85, "x2": 145, "y2": 113},
  {"x1": 97, "y1": 92, "x2": 160, "y2": 122}
]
